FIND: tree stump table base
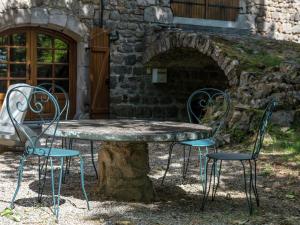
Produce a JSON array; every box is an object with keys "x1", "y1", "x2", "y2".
[{"x1": 98, "y1": 141, "x2": 155, "y2": 202}]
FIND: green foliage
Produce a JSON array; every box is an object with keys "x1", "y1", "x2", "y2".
[
  {"x1": 229, "y1": 128, "x2": 249, "y2": 143},
  {"x1": 268, "y1": 126, "x2": 300, "y2": 154},
  {"x1": 265, "y1": 126, "x2": 300, "y2": 164},
  {"x1": 0, "y1": 208, "x2": 21, "y2": 222}
]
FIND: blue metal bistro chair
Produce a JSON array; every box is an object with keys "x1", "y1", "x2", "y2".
[
  {"x1": 161, "y1": 88, "x2": 230, "y2": 185},
  {"x1": 6, "y1": 85, "x2": 89, "y2": 221},
  {"x1": 201, "y1": 99, "x2": 277, "y2": 214}
]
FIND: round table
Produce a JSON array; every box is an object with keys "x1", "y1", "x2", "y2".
[{"x1": 44, "y1": 119, "x2": 211, "y2": 202}]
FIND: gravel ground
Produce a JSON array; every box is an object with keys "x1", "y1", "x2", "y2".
[{"x1": 0, "y1": 141, "x2": 299, "y2": 225}]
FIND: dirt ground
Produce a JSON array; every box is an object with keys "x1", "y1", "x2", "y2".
[{"x1": 0, "y1": 141, "x2": 299, "y2": 225}]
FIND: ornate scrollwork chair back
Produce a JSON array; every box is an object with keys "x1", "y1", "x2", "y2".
[
  {"x1": 187, "y1": 88, "x2": 231, "y2": 137},
  {"x1": 6, "y1": 85, "x2": 61, "y2": 155},
  {"x1": 38, "y1": 83, "x2": 69, "y2": 120}
]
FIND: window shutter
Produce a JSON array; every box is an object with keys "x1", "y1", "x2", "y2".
[
  {"x1": 171, "y1": 0, "x2": 240, "y2": 21},
  {"x1": 89, "y1": 28, "x2": 110, "y2": 119}
]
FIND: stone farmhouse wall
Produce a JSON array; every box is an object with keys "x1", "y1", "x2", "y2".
[
  {"x1": 0, "y1": 0, "x2": 299, "y2": 131},
  {"x1": 247, "y1": 0, "x2": 300, "y2": 43}
]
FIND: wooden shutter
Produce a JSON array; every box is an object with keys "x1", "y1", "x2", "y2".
[
  {"x1": 171, "y1": 0, "x2": 240, "y2": 21},
  {"x1": 89, "y1": 28, "x2": 110, "y2": 119}
]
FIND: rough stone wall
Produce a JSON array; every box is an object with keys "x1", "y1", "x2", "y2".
[
  {"x1": 247, "y1": 0, "x2": 300, "y2": 43},
  {"x1": 0, "y1": 0, "x2": 299, "y2": 127}
]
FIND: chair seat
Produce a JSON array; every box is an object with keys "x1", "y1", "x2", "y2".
[
  {"x1": 180, "y1": 138, "x2": 215, "y2": 147},
  {"x1": 28, "y1": 147, "x2": 80, "y2": 157},
  {"x1": 207, "y1": 152, "x2": 252, "y2": 161}
]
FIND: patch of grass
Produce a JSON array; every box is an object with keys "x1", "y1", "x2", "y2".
[
  {"x1": 260, "y1": 163, "x2": 274, "y2": 177},
  {"x1": 265, "y1": 126, "x2": 300, "y2": 164}
]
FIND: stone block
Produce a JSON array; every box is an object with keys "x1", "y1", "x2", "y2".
[
  {"x1": 125, "y1": 55, "x2": 137, "y2": 65},
  {"x1": 137, "y1": 0, "x2": 157, "y2": 7},
  {"x1": 109, "y1": 10, "x2": 120, "y2": 21},
  {"x1": 31, "y1": 7, "x2": 49, "y2": 24},
  {"x1": 14, "y1": 8, "x2": 31, "y2": 25},
  {"x1": 49, "y1": 9, "x2": 68, "y2": 28},
  {"x1": 144, "y1": 6, "x2": 173, "y2": 24},
  {"x1": 271, "y1": 110, "x2": 295, "y2": 127},
  {"x1": 65, "y1": 14, "x2": 88, "y2": 38},
  {"x1": 79, "y1": 3, "x2": 95, "y2": 18}
]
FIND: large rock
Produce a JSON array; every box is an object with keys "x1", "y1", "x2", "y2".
[
  {"x1": 98, "y1": 142, "x2": 155, "y2": 202},
  {"x1": 271, "y1": 110, "x2": 295, "y2": 127}
]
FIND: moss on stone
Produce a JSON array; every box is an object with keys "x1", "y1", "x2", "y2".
[{"x1": 212, "y1": 36, "x2": 300, "y2": 73}]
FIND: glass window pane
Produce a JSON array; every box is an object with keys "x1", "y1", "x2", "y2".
[
  {"x1": 37, "y1": 64, "x2": 52, "y2": 78},
  {"x1": 0, "y1": 81, "x2": 7, "y2": 93},
  {"x1": 54, "y1": 38, "x2": 68, "y2": 49},
  {"x1": 0, "y1": 47, "x2": 7, "y2": 62},
  {"x1": 0, "y1": 64, "x2": 7, "y2": 77},
  {"x1": 55, "y1": 65, "x2": 68, "y2": 78},
  {"x1": 0, "y1": 36, "x2": 8, "y2": 45},
  {"x1": 55, "y1": 80, "x2": 69, "y2": 93},
  {"x1": 54, "y1": 50, "x2": 68, "y2": 63},
  {"x1": 10, "y1": 80, "x2": 26, "y2": 85},
  {"x1": 10, "y1": 48, "x2": 26, "y2": 62},
  {"x1": 10, "y1": 64, "x2": 26, "y2": 77},
  {"x1": 10, "y1": 33, "x2": 26, "y2": 46},
  {"x1": 37, "y1": 49, "x2": 52, "y2": 63},
  {"x1": 37, "y1": 34, "x2": 52, "y2": 48}
]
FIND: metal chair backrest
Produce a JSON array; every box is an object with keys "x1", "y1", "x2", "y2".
[
  {"x1": 38, "y1": 83, "x2": 69, "y2": 120},
  {"x1": 252, "y1": 99, "x2": 277, "y2": 159},
  {"x1": 6, "y1": 85, "x2": 61, "y2": 154},
  {"x1": 0, "y1": 83, "x2": 32, "y2": 134},
  {"x1": 187, "y1": 88, "x2": 230, "y2": 137}
]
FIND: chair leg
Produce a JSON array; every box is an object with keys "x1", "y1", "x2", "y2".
[
  {"x1": 50, "y1": 158, "x2": 56, "y2": 215},
  {"x1": 10, "y1": 156, "x2": 26, "y2": 209},
  {"x1": 50, "y1": 157, "x2": 65, "y2": 221},
  {"x1": 201, "y1": 158, "x2": 213, "y2": 210},
  {"x1": 241, "y1": 160, "x2": 253, "y2": 215},
  {"x1": 161, "y1": 142, "x2": 175, "y2": 185},
  {"x1": 198, "y1": 147, "x2": 202, "y2": 183},
  {"x1": 182, "y1": 145, "x2": 191, "y2": 182},
  {"x1": 198, "y1": 147, "x2": 204, "y2": 186},
  {"x1": 90, "y1": 140, "x2": 98, "y2": 179},
  {"x1": 212, "y1": 160, "x2": 222, "y2": 201},
  {"x1": 211, "y1": 159, "x2": 217, "y2": 201},
  {"x1": 79, "y1": 155, "x2": 90, "y2": 210},
  {"x1": 252, "y1": 160, "x2": 260, "y2": 207},
  {"x1": 185, "y1": 146, "x2": 192, "y2": 177},
  {"x1": 56, "y1": 158, "x2": 64, "y2": 221},
  {"x1": 38, "y1": 156, "x2": 49, "y2": 202}
]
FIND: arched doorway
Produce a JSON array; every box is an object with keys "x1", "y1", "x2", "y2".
[{"x1": 0, "y1": 27, "x2": 76, "y2": 118}]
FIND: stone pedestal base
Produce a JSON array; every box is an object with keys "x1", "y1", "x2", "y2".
[{"x1": 98, "y1": 141, "x2": 155, "y2": 202}]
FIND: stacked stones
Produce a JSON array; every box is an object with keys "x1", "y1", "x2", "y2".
[{"x1": 247, "y1": 0, "x2": 300, "y2": 43}]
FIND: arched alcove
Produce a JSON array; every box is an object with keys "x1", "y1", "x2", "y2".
[{"x1": 146, "y1": 47, "x2": 229, "y2": 121}]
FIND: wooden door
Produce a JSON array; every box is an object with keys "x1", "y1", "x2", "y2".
[
  {"x1": 0, "y1": 28, "x2": 76, "y2": 119},
  {"x1": 89, "y1": 28, "x2": 110, "y2": 119}
]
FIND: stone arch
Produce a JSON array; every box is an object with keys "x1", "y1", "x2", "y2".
[
  {"x1": 0, "y1": 8, "x2": 90, "y2": 117},
  {"x1": 143, "y1": 31, "x2": 240, "y2": 87}
]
